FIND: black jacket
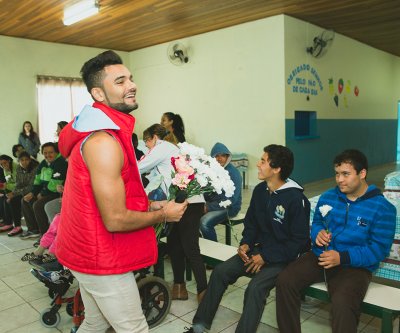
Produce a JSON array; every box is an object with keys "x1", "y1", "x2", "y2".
[{"x1": 241, "y1": 179, "x2": 310, "y2": 264}]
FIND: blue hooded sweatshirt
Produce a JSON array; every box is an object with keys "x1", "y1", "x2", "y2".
[
  {"x1": 206, "y1": 142, "x2": 242, "y2": 217},
  {"x1": 311, "y1": 185, "x2": 396, "y2": 271}
]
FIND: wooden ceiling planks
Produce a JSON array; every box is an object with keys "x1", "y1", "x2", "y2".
[{"x1": 0, "y1": 0, "x2": 399, "y2": 56}]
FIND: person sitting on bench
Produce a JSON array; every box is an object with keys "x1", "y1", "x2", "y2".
[
  {"x1": 276, "y1": 149, "x2": 396, "y2": 333},
  {"x1": 183, "y1": 144, "x2": 310, "y2": 333},
  {"x1": 200, "y1": 142, "x2": 242, "y2": 242}
]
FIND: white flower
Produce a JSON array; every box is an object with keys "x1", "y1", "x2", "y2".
[
  {"x1": 5, "y1": 175, "x2": 11, "y2": 181},
  {"x1": 53, "y1": 172, "x2": 61, "y2": 178},
  {"x1": 169, "y1": 143, "x2": 235, "y2": 200},
  {"x1": 219, "y1": 200, "x2": 232, "y2": 208},
  {"x1": 319, "y1": 205, "x2": 333, "y2": 218}
]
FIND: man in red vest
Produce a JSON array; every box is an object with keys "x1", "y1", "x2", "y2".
[{"x1": 57, "y1": 50, "x2": 187, "y2": 332}]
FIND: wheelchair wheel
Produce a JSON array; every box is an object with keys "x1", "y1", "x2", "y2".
[
  {"x1": 40, "y1": 308, "x2": 61, "y2": 328},
  {"x1": 66, "y1": 302, "x2": 74, "y2": 316},
  {"x1": 70, "y1": 326, "x2": 79, "y2": 333},
  {"x1": 137, "y1": 276, "x2": 171, "y2": 328},
  {"x1": 48, "y1": 288, "x2": 55, "y2": 299}
]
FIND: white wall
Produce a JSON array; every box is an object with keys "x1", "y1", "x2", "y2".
[
  {"x1": 0, "y1": 35, "x2": 129, "y2": 156},
  {"x1": 130, "y1": 15, "x2": 286, "y2": 187},
  {"x1": 2, "y1": 14, "x2": 399, "y2": 186},
  {"x1": 284, "y1": 16, "x2": 398, "y2": 120}
]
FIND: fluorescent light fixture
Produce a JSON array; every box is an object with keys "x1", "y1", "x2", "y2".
[{"x1": 63, "y1": 0, "x2": 99, "y2": 26}]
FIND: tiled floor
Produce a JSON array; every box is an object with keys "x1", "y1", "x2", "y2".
[{"x1": 0, "y1": 162, "x2": 399, "y2": 332}]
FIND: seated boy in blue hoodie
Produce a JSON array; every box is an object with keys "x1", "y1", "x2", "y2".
[
  {"x1": 200, "y1": 142, "x2": 242, "y2": 242},
  {"x1": 183, "y1": 144, "x2": 310, "y2": 333},
  {"x1": 276, "y1": 149, "x2": 396, "y2": 333}
]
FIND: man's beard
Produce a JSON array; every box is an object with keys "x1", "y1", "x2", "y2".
[{"x1": 108, "y1": 102, "x2": 139, "y2": 114}]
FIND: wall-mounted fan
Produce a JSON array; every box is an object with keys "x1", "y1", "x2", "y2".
[
  {"x1": 306, "y1": 29, "x2": 335, "y2": 58},
  {"x1": 167, "y1": 42, "x2": 189, "y2": 65}
]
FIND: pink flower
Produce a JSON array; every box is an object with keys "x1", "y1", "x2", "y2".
[
  {"x1": 172, "y1": 172, "x2": 192, "y2": 189},
  {"x1": 172, "y1": 156, "x2": 194, "y2": 175}
]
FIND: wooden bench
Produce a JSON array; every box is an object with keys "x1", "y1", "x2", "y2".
[{"x1": 197, "y1": 238, "x2": 400, "y2": 333}]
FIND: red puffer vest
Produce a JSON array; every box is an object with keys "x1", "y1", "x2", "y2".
[{"x1": 56, "y1": 102, "x2": 157, "y2": 274}]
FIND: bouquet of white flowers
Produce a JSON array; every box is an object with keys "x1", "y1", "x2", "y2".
[
  {"x1": 154, "y1": 142, "x2": 236, "y2": 239},
  {"x1": 169, "y1": 142, "x2": 235, "y2": 202}
]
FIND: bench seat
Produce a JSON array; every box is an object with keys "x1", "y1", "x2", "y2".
[{"x1": 197, "y1": 238, "x2": 400, "y2": 333}]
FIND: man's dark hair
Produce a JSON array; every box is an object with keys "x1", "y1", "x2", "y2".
[
  {"x1": 41, "y1": 142, "x2": 59, "y2": 154},
  {"x1": 80, "y1": 50, "x2": 123, "y2": 93},
  {"x1": 18, "y1": 151, "x2": 38, "y2": 172},
  {"x1": 333, "y1": 149, "x2": 368, "y2": 174},
  {"x1": 57, "y1": 121, "x2": 68, "y2": 130},
  {"x1": 0, "y1": 154, "x2": 14, "y2": 173},
  {"x1": 263, "y1": 144, "x2": 294, "y2": 180},
  {"x1": 12, "y1": 144, "x2": 24, "y2": 158}
]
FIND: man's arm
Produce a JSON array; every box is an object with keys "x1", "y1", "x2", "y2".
[
  {"x1": 239, "y1": 190, "x2": 257, "y2": 248},
  {"x1": 319, "y1": 199, "x2": 396, "y2": 269},
  {"x1": 339, "y1": 201, "x2": 396, "y2": 268},
  {"x1": 83, "y1": 131, "x2": 187, "y2": 232}
]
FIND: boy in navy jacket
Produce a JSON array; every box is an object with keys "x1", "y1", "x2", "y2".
[
  {"x1": 183, "y1": 145, "x2": 310, "y2": 333},
  {"x1": 276, "y1": 149, "x2": 396, "y2": 333}
]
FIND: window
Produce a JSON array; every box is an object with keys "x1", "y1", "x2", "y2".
[
  {"x1": 294, "y1": 111, "x2": 319, "y2": 139},
  {"x1": 37, "y1": 76, "x2": 92, "y2": 143}
]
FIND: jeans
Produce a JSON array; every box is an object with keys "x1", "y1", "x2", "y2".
[
  {"x1": 21, "y1": 193, "x2": 59, "y2": 234},
  {"x1": 71, "y1": 270, "x2": 148, "y2": 333},
  {"x1": 193, "y1": 252, "x2": 286, "y2": 333},
  {"x1": 199, "y1": 209, "x2": 228, "y2": 242},
  {"x1": 4, "y1": 194, "x2": 22, "y2": 226},
  {"x1": 276, "y1": 251, "x2": 372, "y2": 333},
  {"x1": 44, "y1": 198, "x2": 62, "y2": 224}
]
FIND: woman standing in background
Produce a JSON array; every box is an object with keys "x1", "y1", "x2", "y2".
[
  {"x1": 18, "y1": 121, "x2": 41, "y2": 159},
  {"x1": 161, "y1": 112, "x2": 186, "y2": 144},
  {"x1": 139, "y1": 124, "x2": 207, "y2": 302}
]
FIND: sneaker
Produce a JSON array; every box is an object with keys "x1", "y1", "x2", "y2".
[
  {"x1": 19, "y1": 230, "x2": 40, "y2": 239},
  {"x1": 41, "y1": 254, "x2": 57, "y2": 263},
  {"x1": 8, "y1": 226, "x2": 23, "y2": 236},
  {"x1": 182, "y1": 328, "x2": 194, "y2": 333},
  {"x1": 0, "y1": 224, "x2": 13, "y2": 232},
  {"x1": 36, "y1": 270, "x2": 63, "y2": 284},
  {"x1": 21, "y1": 252, "x2": 42, "y2": 262},
  {"x1": 29, "y1": 258, "x2": 63, "y2": 272}
]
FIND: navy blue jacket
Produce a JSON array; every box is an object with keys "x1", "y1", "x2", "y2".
[{"x1": 241, "y1": 180, "x2": 310, "y2": 264}]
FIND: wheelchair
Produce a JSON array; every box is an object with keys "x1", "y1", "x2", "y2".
[{"x1": 31, "y1": 266, "x2": 172, "y2": 331}]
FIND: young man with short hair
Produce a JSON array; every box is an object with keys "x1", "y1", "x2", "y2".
[
  {"x1": 56, "y1": 50, "x2": 187, "y2": 333},
  {"x1": 183, "y1": 144, "x2": 310, "y2": 333},
  {"x1": 276, "y1": 149, "x2": 396, "y2": 333}
]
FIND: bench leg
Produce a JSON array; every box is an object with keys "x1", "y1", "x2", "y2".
[
  {"x1": 225, "y1": 224, "x2": 232, "y2": 245},
  {"x1": 381, "y1": 309, "x2": 393, "y2": 333}
]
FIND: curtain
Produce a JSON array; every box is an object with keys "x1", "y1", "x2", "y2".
[{"x1": 37, "y1": 77, "x2": 92, "y2": 143}]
